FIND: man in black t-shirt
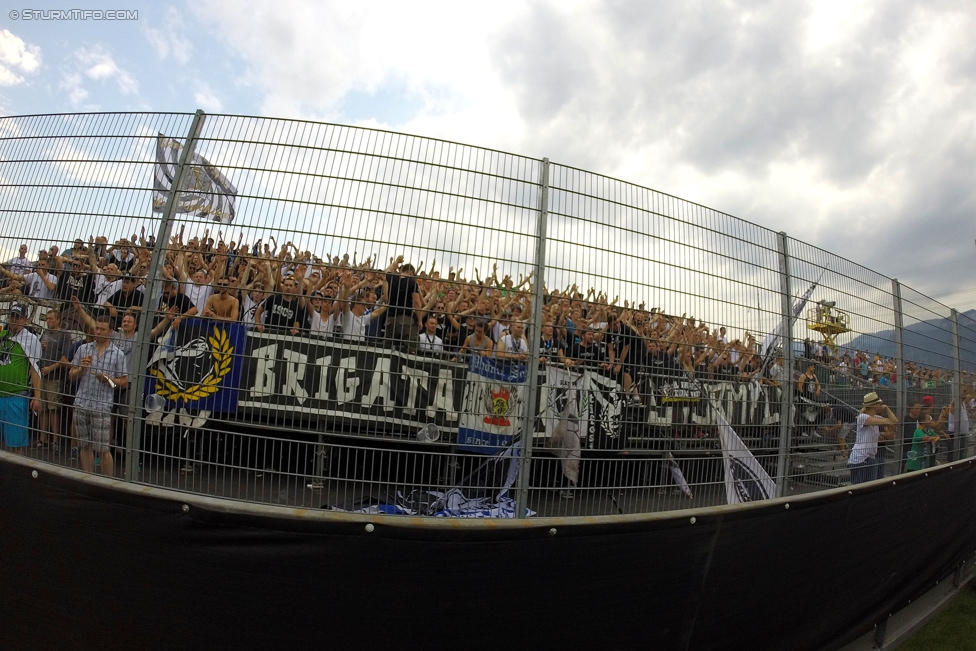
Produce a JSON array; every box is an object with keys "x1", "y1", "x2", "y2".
[
  {"x1": 643, "y1": 339, "x2": 677, "y2": 377},
  {"x1": 56, "y1": 257, "x2": 96, "y2": 306},
  {"x1": 538, "y1": 322, "x2": 562, "y2": 369},
  {"x1": 384, "y1": 256, "x2": 420, "y2": 353},
  {"x1": 150, "y1": 281, "x2": 198, "y2": 339},
  {"x1": 606, "y1": 311, "x2": 640, "y2": 402},
  {"x1": 255, "y1": 276, "x2": 307, "y2": 336},
  {"x1": 104, "y1": 275, "x2": 144, "y2": 330},
  {"x1": 559, "y1": 328, "x2": 609, "y2": 371}
]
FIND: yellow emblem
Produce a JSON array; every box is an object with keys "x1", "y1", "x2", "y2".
[{"x1": 150, "y1": 326, "x2": 233, "y2": 402}]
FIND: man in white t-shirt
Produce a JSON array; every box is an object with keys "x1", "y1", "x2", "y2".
[
  {"x1": 5, "y1": 244, "x2": 31, "y2": 276},
  {"x1": 2, "y1": 259, "x2": 57, "y2": 300},
  {"x1": 94, "y1": 263, "x2": 124, "y2": 306},
  {"x1": 183, "y1": 268, "x2": 214, "y2": 315},
  {"x1": 497, "y1": 320, "x2": 529, "y2": 362},
  {"x1": 716, "y1": 326, "x2": 729, "y2": 346},
  {"x1": 337, "y1": 273, "x2": 387, "y2": 342},
  {"x1": 418, "y1": 316, "x2": 444, "y2": 353},
  {"x1": 309, "y1": 290, "x2": 341, "y2": 338},
  {"x1": 241, "y1": 284, "x2": 267, "y2": 330}
]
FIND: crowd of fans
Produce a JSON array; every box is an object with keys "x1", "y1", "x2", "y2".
[
  {"x1": 1, "y1": 226, "x2": 974, "y2": 477},
  {"x1": 801, "y1": 337, "x2": 957, "y2": 390}
]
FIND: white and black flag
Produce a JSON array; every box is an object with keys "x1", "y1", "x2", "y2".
[
  {"x1": 153, "y1": 134, "x2": 238, "y2": 224},
  {"x1": 716, "y1": 411, "x2": 776, "y2": 503},
  {"x1": 760, "y1": 267, "x2": 826, "y2": 359}
]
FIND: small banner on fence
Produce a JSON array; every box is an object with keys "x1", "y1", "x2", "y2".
[
  {"x1": 545, "y1": 365, "x2": 585, "y2": 484},
  {"x1": 148, "y1": 318, "x2": 247, "y2": 412},
  {"x1": 153, "y1": 134, "x2": 239, "y2": 224},
  {"x1": 457, "y1": 356, "x2": 526, "y2": 454}
]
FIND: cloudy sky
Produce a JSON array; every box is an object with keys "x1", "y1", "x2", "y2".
[{"x1": 2, "y1": 0, "x2": 975, "y2": 312}]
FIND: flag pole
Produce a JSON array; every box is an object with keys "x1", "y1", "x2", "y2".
[{"x1": 125, "y1": 110, "x2": 207, "y2": 481}]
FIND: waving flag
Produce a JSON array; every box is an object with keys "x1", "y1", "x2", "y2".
[
  {"x1": 761, "y1": 268, "x2": 826, "y2": 359},
  {"x1": 153, "y1": 134, "x2": 238, "y2": 224},
  {"x1": 716, "y1": 411, "x2": 776, "y2": 503}
]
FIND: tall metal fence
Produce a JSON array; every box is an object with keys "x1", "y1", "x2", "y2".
[{"x1": 1, "y1": 111, "x2": 972, "y2": 518}]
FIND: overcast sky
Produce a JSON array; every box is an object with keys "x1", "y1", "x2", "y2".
[{"x1": 2, "y1": 0, "x2": 975, "y2": 312}]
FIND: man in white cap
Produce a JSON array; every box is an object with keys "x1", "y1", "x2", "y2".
[{"x1": 0, "y1": 304, "x2": 42, "y2": 454}]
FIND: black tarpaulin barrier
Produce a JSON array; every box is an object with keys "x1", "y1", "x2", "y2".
[{"x1": 2, "y1": 454, "x2": 976, "y2": 651}]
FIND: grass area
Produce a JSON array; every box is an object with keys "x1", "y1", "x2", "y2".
[{"x1": 900, "y1": 583, "x2": 976, "y2": 650}]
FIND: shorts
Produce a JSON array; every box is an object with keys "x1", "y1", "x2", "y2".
[
  {"x1": 73, "y1": 408, "x2": 113, "y2": 454},
  {"x1": 0, "y1": 394, "x2": 30, "y2": 448},
  {"x1": 40, "y1": 378, "x2": 62, "y2": 411}
]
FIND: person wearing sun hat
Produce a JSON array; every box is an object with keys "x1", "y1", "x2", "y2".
[{"x1": 848, "y1": 392, "x2": 898, "y2": 484}]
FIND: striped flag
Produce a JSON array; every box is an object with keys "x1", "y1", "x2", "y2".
[{"x1": 153, "y1": 134, "x2": 238, "y2": 224}]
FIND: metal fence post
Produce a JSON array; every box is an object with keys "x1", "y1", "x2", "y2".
[
  {"x1": 951, "y1": 309, "x2": 961, "y2": 462},
  {"x1": 774, "y1": 232, "x2": 794, "y2": 496},
  {"x1": 892, "y1": 280, "x2": 906, "y2": 470},
  {"x1": 124, "y1": 110, "x2": 207, "y2": 481},
  {"x1": 514, "y1": 158, "x2": 550, "y2": 518}
]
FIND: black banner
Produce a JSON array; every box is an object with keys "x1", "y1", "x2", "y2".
[
  {"x1": 640, "y1": 373, "x2": 785, "y2": 429},
  {"x1": 239, "y1": 333, "x2": 466, "y2": 431},
  {"x1": 234, "y1": 334, "x2": 789, "y2": 444}
]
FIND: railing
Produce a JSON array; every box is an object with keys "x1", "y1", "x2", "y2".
[{"x1": 1, "y1": 111, "x2": 973, "y2": 517}]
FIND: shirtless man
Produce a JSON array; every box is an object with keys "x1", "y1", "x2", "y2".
[{"x1": 202, "y1": 278, "x2": 240, "y2": 322}]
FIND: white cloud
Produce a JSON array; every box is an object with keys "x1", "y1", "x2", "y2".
[
  {"x1": 0, "y1": 29, "x2": 41, "y2": 86},
  {"x1": 184, "y1": 0, "x2": 976, "y2": 310},
  {"x1": 59, "y1": 72, "x2": 88, "y2": 106},
  {"x1": 194, "y1": 83, "x2": 223, "y2": 112},
  {"x1": 193, "y1": 0, "x2": 523, "y2": 122},
  {"x1": 143, "y1": 7, "x2": 193, "y2": 65},
  {"x1": 60, "y1": 45, "x2": 139, "y2": 107},
  {"x1": 78, "y1": 46, "x2": 138, "y2": 94}
]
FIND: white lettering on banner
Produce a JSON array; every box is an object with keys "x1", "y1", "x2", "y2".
[
  {"x1": 313, "y1": 355, "x2": 333, "y2": 401},
  {"x1": 336, "y1": 357, "x2": 359, "y2": 403},
  {"x1": 705, "y1": 383, "x2": 724, "y2": 423},
  {"x1": 690, "y1": 405, "x2": 710, "y2": 426},
  {"x1": 430, "y1": 369, "x2": 457, "y2": 421},
  {"x1": 402, "y1": 366, "x2": 427, "y2": 415},
  {"x1": 282, "y1": 349, "x2": 308, "y2": 404},
  {"x1": 720, "y1": 382, "x2": 749, "y2": 422},
  {"x1": 252, "y1": 344, "x2": 277, "y2": 396},
  {"x1": 362, "y1": 357, "x2": 393, "y2": 411},
  {"x1": 643, "y1": 389, "x2": 671, "y2": 425},
  {"x1": 762, "y1": 385, "x2": 781, "y2": 425}
]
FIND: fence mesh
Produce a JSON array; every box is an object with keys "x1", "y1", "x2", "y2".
[{"x1": 0, "y1": 112, "x2": 972, "y2": 517}]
